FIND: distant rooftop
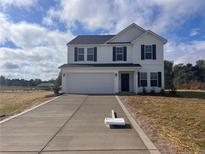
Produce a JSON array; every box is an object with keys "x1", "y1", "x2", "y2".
[{"x1": 67, "y1": 35, "x2": 115, "y2": 45}]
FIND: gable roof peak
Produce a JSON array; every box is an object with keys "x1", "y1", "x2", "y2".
[
  {"x1": 131, "y1": 29, "x2": 167, "y2": 44},
  {"x1": 104, "y1": 23, "x2": 146, "y2": 44}
]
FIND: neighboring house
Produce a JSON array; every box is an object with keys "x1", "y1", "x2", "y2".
[{"x1": 59, "y1": 23, "x2": 167, "y2": 94}]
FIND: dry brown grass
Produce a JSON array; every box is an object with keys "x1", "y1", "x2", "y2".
[
  {"x1": 121, "y1": 94, "x2": 205, "y2": 153},
  {"x1": 0, "y1": 90, "x2": 54, "y2": 120}
]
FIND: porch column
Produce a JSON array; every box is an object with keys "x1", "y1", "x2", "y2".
[
  {"x1": 114, "y1": 71, "x2": 119, "y2": 93},
  {"x1": 134, "y1": 71, "x2": 138, "y2": 93}
]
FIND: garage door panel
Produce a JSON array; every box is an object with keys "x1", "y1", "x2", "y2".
[{"x1": 67, "y1": 73, "x2": 114, "y2": 94}]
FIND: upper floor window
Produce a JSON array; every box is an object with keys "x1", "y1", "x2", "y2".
[
  {"x1": 141, "y1": 44, "x2": 156, "y2": 60},
  {"x1": 87, "y1": 48, "x2": 94, "y2": 61},
  {"x1": 113, "y1": 46, "x2": 127, "y2": 61},
  {"x1": 77, "y1": 48, "x2": 84, "y2": 61},
  {"x1": 145, "y1": 45, "x2": 152, "y2": 59},
  {"x1": 150, "y1": 72, "x2": 158, "y2": 87},
  {"x1": 116, "y1": 47, "x2": 124, "y2": 61},
  {"x1": 75, "y1": 47, "x2": 97, "y2": 62}
]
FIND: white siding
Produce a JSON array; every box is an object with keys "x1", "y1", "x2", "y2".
[
  {"x1": 132, "y1": 32, "x2": 165, "y2": 91},
  {"x1": 67, "y1": 45, "x2": 133, "y2": 63},
  {"x1": 132, "y1": 33, "x2": 164, "y2": 65},
  {"x1": 136, "y1": 64, "x2": 164, "y2": 93}
]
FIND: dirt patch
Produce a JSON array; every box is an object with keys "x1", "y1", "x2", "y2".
[
  {"x1": 120, "y1": 95, "x2": 205, "y2": 154},
  {"x1": 0, "y1": 90, "x2": 54, "y2": 120}
]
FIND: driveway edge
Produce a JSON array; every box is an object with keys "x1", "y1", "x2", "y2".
[
  {"x1": 115, "y1": 95, "x2": 161, "y2": 154},
  {"x1": 0, "y1": 96, "x2": 60, "y2": 124}
]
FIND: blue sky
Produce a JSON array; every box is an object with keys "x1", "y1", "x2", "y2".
[{"x1": 0, "y1": 0, "x2": 205, "y2": 80}]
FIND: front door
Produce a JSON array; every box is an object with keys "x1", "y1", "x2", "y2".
[{"x1": 121, "y1": 73, "x2": 129, "y2": 92}]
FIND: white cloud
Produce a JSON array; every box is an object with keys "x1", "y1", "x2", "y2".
[
  {"x1": 0, "y1": 12, "x2": 74, "y2": 80},
  {"x1": 0, "y1": 0, "x2": 37, "y2": 9},
  {"x1": 43, "y1": 0, "x2": 155, "y2": 33},
  {"x1": 0, "y1": 13, "x2": 10, "y2": 44},
  {"x1": 190, "y1": 28, "x2": 200, "y2": 36},
  {"x1": 43, "y1": 0, "x2": 205, "y2": 33},
  {"x1": 165, "y1": 40, "x2": 205, "y2": 64},
  {"x1": 151, "y1": 0, "x2": 205, "y2": 33}
]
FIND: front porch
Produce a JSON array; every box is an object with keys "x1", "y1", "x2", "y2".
[{"x1": 114, "y1": 70, "x2": 137, "y2": 93}]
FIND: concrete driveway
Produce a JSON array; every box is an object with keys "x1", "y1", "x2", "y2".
[{"x1": 0, "y1": 95, "x2": 150, "y2": 154}]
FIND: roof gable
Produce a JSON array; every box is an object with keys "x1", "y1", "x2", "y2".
[
  {"x1": 105, "y1": 23, "x2": 146, "y2": 44},
  {"x1": 132, "y1": 30, "x2": 167, "y2": 44}
]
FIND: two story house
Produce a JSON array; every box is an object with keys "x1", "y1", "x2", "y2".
[{"x1": 59, "y1": 23, "x2": 167, "y2": 94}]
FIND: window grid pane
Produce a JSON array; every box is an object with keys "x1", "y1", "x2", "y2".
[
  {"x1": 87, "y1": 48, "x2": 94, "y2": 61},
  {"x1": 77, "y1": 48, "x2": 84, "y2": 61},
  {"x1": 140, "y1": 72, "x2": 147, "y2": 87},
  {"x1": 144, "y1": 45, "x2": 153, "y2": 59},
  {"x1": 150, "y1": 72, "x2": 158, "y2": 86},
  {"x1": 116, "y1": 47, "x2": 124, "y2": 61},
  {"x1": 141, "y1": 72, "x2": 147, "y2": 80},
  {"x1": 87, "y1": 55, "x2": 94, "y2": 61},
  {"x1": 151, "y1": 73, "x2": 157, "y2": 80}
]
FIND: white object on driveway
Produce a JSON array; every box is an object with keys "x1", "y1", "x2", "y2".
[
  {"x1": 104, "y1": 117, "x2": 125, "y2": 126},
  {"x1": 105, "y1": 109, "x2": 125, "y2": 126}
]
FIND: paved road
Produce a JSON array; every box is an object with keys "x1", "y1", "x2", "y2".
[{"x1": 0, "y1": 95, "x2": 150, "y2": 154}]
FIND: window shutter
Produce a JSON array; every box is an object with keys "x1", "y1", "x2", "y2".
[
  {"x1": 158, "y1": 72, "x2": 162, "y2": 87},
  {"x1": 138, "y1": 72, "x2": 141, "y2": 87},
  {"x1": 74, "y1": 47, "x2": 78, "y2": 61},
  {"x1": 113, "y1": 47, "x2": 116, "y2": 61},
  {"x1": 123, "y1": 46, "x2": 127, "y2": 61},
  {"x1": 141, "y1": 45, "x2": 144, "y2": 60},
  {"x1": 153, "y1": 44, "x2": 156, "y2": 60},
  {"x1": 94, "y1": 47, "x2": 97, "y2": 61}
]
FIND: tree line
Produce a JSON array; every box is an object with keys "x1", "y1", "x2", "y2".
[
  {"x1": 0, "y1": 76, "x2": 56, "y2": 87},
  {"x1": 165, "y1": 59, "x2": 205, "y2": 90}
]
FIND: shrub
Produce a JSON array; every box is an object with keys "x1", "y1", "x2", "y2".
[
  {"x1": 160, "y1": 89, "x2": 165, "y2": 95},
  {"x1": 53, "y1": 85, "x2": 61, "y2": 96},
  {"x1": 142, "y1": 87, "x2": 147, "y2": 95},
  {"x1": 169, "y1": 87, "x2": 177, "y2": 96},
  {"x1": 150, "y1": 89, "x2": 156, "y2": 95}
]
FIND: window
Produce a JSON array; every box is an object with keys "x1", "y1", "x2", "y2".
[
  {"x1": 87, "y1": 48, "x2": 94, "y2": 61},
  {"x1": 144, "y1": 45, "x2": 152, "y2": 59},
  {"x1": 140, "y1": 72, "x2": 147, "y2": 87},
  {"x1": 116, "y1": 47, "x2": 124, "y2": 61},
  {"x1": 150, "y1": 72, "x2": 158, "y2": 87},
  {"x1": 77, "y1": 48, "x2": 84, "y2": 61}
]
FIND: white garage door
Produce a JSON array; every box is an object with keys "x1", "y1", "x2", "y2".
[{"x1": 66, "y1": 73, "x2": 115, "y2": 94}]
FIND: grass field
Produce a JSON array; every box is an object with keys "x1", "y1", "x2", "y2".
[
  {"x1": 121, "y1": 91, "x2": 205, "y2": 153},
  {"x1": 0, "y1": 90, "x2": 54, "y2": 120}
]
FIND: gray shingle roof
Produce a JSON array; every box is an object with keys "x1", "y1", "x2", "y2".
[
  {"x1": 59, "y1": 63, "x2": 141, "y2": 68},
  {"x1": 67, "y1": 35, "x2": 115, "y2": 45}
]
